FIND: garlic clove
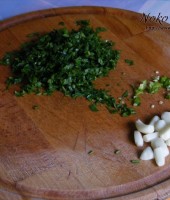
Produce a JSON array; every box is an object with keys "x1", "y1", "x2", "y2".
[
  {"x1": 161, "y1": 112, "x2": 170, "y2": 124},
  {"x1": 151, "y1": 137, "x2": 166, "y2": 149},
  {"x1": 162, "y1": 145, "x2": 169, "y2": 157},
  {"x1": 154, "y1": 119, "x2": 166, "y2": 132},
  {"x1": 143, "y1": 132, "x2": 159, "y2": 142},
  {"x1": 140, "y1": 146, "x2": 154, "y2": 160},
  {"x1": 135, "y1": 119, "x2": 154, "y2": 134},
  {"x1": 134, "y1": 130, "x2": 144, "y2": 147},
  {"x1": 166, "y1": 139, "x2": 170, "y2": 146},
  {"x1": 159, "y1": 125, "x2": 170, "y2": 141},
  {"x1": 154, "y1": 147, "x2": 166, "y2": 167},
  {"x1": 149, "y1": 115, "x2": 160, "y2": 126}
]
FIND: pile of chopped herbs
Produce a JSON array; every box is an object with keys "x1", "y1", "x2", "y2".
[{"x1": 0, "y1": 20, "x2": 135, "y2": 116}]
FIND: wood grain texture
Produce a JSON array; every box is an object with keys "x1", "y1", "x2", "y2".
[{"x1": 0, "y1": 6, "x2": 170, "y2": 200}]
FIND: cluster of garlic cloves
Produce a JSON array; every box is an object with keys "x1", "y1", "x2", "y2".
[{"x1": 134, "y1": 112, "x2": 170, "y2": 167}]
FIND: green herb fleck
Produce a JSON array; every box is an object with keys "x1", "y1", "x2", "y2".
[
  {"x1": 133, "y1": 96, "x2": 141, "y2": 106},
  {"x1": 32, "y1": 104, "x2": 39, "y2": 110},
  {"x1": 159, "y1": 76, "x2": 170, "y2": 90},
  {"x1": 135, "y1": 80, "x2": 147, "y2": 96},
  {"x1": 130, "y1": 159, "x2": 140, "y2": 164},
  {"x1": 121, "y1": 90, "x2": 128, "y2": 98},
  {"x1": 147, "y1": 81, "x2": 162, "y2": 94},
  {"x1": 27, "y1": 32, "x2": 40, "y2": 38},
  {"x1": 89, "y1": 104, "x2": 99, "y2": 112},
  {"x1": 132, "y1": 75, "x2": 170, "y2": 107},
  {"x1": 125, "y1": 59, "x2": 134, "y2": 66},
  {"x1": 88, "y1": 150, "x2": 94, "y2": 155},
  {"x1": 114, "y1": 149, "x2": 121, "y2": 154},
  {"x1": 58, "y1": 21, "x2": 65, "y2": 26},
  {"x1": 165, "y1": 93, "x2": 170, "y2": 99}
]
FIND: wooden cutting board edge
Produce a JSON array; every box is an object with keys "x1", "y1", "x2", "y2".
[
  {"x1": 1, "y1": 174, "x2": 170, "y2": 200},
  {"x1": 0, "y1": 6, "x2": 143, "y2": 32}
]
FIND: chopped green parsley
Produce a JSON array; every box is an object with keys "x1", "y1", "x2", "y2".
[{"x1": 0, "y1": 20, "x2": 135, "y2": 117}]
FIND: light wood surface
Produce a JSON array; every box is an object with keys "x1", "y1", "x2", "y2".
[{"x1": 0, "y1": 6, "x2": 170, "y2": 200}]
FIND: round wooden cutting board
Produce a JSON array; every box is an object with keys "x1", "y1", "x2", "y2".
[{"x1": 0, "y1": 6, "x2": 170, "y2": 200}]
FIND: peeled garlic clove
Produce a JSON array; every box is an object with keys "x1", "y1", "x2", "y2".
[
  {"x1": 159, "y1": 125, "x2": 170, "y2": 141},
  {"x1": 143, "y1": 132, "x2": 159, "y2": 142},
  {"x1": 154, "y1": 147, "x2": 165, "y2": 167},
  {"x1": 151, "y1": 137, "x2": 169, "y2": 156},
  {"x1": 151, "y1": 137, "x2": 166, "y2": 149},
  {"x1": 154, "y1": 119, "x2": 166, "y2": 132},
  {"x1": 135, "y1": 119, "x2": 154, "y2": 134},
  {"x1": 140, "y1": 146, "x2": 154, "y2": 160},
  {"x1": 161, "y1": 112, "x2": 170, "y2": 124},
  {"x1": 162, "y1": 145, "x2": 169, "y2": 157},
  {"x1": 149, "y1": 115, "x2": 160, "y2": 126},
  {"x1": 134, "y1": 130, "x2": 144, "y2": 147},
  {"x1": 166, "y1": 139, "x2": 170, "y2": 146}
]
